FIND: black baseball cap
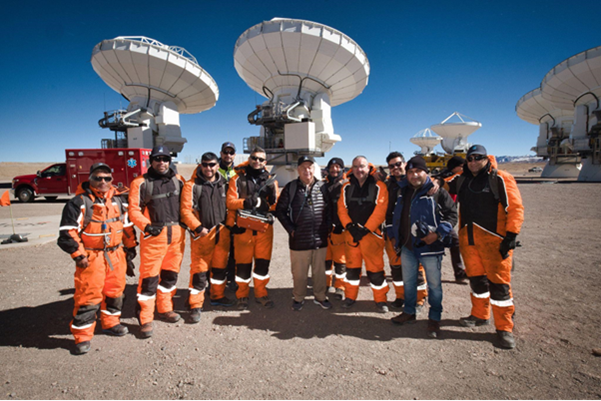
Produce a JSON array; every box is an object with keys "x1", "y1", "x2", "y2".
[
  {"x1": 466, "y1": 144, "x2": 487, "y2": 157},
  {"x1": 221, "y1": 142, "x2": 236, "y2": 152},
  {"x1": 297, "y1": 156, "x2": 316, "y2": 166},
  {"x1": 89, "y1": 163, "x2": 111, "y2": 175},
  {"x1": 150, "y1": 146, "x2": 171, "y2": 159}
]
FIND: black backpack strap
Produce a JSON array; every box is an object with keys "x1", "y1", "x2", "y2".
[{"x1": 192, "y1": 183, "x2": 203, "y2": 211}]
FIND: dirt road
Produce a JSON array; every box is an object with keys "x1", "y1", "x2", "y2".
[{"x1": 1, "y1": 182, "x2": 600, "y2": 399}]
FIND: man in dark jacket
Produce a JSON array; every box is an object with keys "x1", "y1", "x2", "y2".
[
  {"x1": 276, "y1": 156, "x2": 332, "y2": 311},
  {"x1": 390, "y1": 156, "x2": 457, "y2": 338},
  {"x1": 180, "y1": 152, "x2": 234, "y2": 323}
]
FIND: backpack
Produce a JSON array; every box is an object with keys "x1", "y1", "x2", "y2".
[
  {"x1": 81, "y1": 194, "x2": 125, "y2": 231},
  {"x1": 142, "y1": 175, "x2": 181, "y2": 207}
]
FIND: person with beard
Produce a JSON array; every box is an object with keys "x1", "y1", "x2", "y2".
[
  {"x1": 226, "y1": 147, "x2": 279, "y2": 309},
  {"x1": 180, "y1": 152, "x2": 234, "y2": 323},
  {"x1": 383, "y1": 152, "x2": 428, "y2": 311},
  {"x1": 323, "y1": 157, "x2": 347, "y2": 300},
  {"x1": 128, "y1": 146, "x2": 186, "y2": 338},
  {"x1": 338, "y1": 156, "x2": 389, "y2": 312}
]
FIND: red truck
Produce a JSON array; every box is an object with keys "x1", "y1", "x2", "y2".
[{"x1": 11, "y1": 148, "x2": 151, "y2": 202}]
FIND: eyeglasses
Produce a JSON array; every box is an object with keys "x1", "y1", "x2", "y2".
[
  {"x1": 201, "y1": 162, "x2": 217, "y2": 168},
  {"x1": 388, "y1": 161, "x2": 404, "y2": 169},
  {"x1": 91, "y1": 176, "x2": 113, "y2": 182},
  {"x1": 152, "y1": 156, "x2": 171, "y2": 163},
  {"x1": 250, "y1": 156, "x2": 266, "y2": 162},
  {"x1": 222, "y1": 149, "x2": 235, "y2": 155},
  {"x1": 466, "y1": 155, "x2": 486, "y2": 162}
]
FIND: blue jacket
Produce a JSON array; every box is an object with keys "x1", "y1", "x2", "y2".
[{"x1": 390, "y1": 176, "x2": 457, "y2": 258}]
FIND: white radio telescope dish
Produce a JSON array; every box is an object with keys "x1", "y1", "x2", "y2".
[
  {"x1": 410, "y1": 129, "x2": 442, "y2": 155},
  {"x1": 233, "y1": 18, "x2": 370, "y2": 185},
  {"x1": 91, "y1": 36, "x2": 219, "y2": 154},
  {"x1": 430, "y1": 112, "x2": 482, "y2": 154}
]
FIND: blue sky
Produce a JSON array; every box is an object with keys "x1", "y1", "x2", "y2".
[{"x1": 1, "y1": 0, "x2": 599, "y2": 165}]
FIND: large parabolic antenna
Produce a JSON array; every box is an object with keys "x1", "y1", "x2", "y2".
[
  {"x1": 430, "y1": 112, "x2": 482, "y2": 154},
  {"x1": 91, "y1": 36, "x2": 219, "y2": 155},
  {"x1": 410, "y1": 129, "x2": 442, "y2": 155},
  {"x1": 516, "y1": 88, "x2": 579, "y2": 178},
  {"x1": 234, "y1": 18, "x2": 370, "y2": 183},
  {"x1": 539, "y1": 45, "x2": 601, "y2": 181}
]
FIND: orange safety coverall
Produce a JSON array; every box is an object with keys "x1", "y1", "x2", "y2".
[
  {"x1": 180, "y1": 167, "x2": 230, "y2": 307},
  {"x1": 338, "y1": 170, "x2": 389, "y2": 303},
  {"x1": 129, "y1": 170, "x2": 186, "y2": 325},
  {"x1": 226, "y1": 163, "x2": 278, "y2": 300},
  {"x1": 58, "y1": 183, "x2": 137, "y2": 344},
  {"x1": 448, "y1": 155, "x2": 524, "y2": 332},
  {"x1": 323, "y1": 174, "x2": 347, "y2": 290}
]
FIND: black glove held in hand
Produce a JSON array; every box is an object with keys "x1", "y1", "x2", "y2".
[
  {"x1": 243, "y1": 196, "x2": 257, "y2": 210},
  {"x1": 346, "y1": 223, "x2": 369, "y2": 243},
  {"x1": 144, "y1": 225, "x2": 162, "y2": 236},
  {"x1": 499, "y1": 232, "x2": 518, "y2": 259},
  {"x1": 125, "y1": 247, "x2": 137, "y2": 277}
]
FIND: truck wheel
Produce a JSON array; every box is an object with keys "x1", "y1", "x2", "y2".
[
  {"x1": 17, "y1": 187, "x2": 34, "y2": 203},
  {"x1": 45, "y1": 196, "x2": 58, "y2": 201}
]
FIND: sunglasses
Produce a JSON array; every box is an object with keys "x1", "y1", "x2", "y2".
[
  {"x1": 222, "y1": 149, "x2": 235, "y2": 155},
  {"x1": 152, "y1": 156, "x2": 171, "y2": 163},
  {"x1": 201, "y1": 162, "x2": 217, "y2": 168},
  {"x1": 466, "y1": 155, "x2": 486, "y2": 162},
  {"x1": 388, "y1": 161, "x2": 404, "y2": 169},
  {"x1": 250, "y1": 156, "x2": 266, "y2": 162},
  {"x1": 91, "y1": 176, "x2": 113, "y2": 182}
]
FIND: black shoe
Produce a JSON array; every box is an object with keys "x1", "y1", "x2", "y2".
[
  {"x1": 455, "y1": 270, "x2": 468, "y2": 284},
  {"x1": 292, "y1": 300, "x2": 305, "y2": 311},
  {"x1": 210, "y1": 297, "x2": 235, "y2": 307},
  {"x1": 73, "y1": 341, "x2": 91, "y2": 355},
  {"x1": 189, "y1": 308, "x2": 202, "y2": 324},
  {"x1": 390, "y1": 298, "x2": 404, "y2": 309},
  {"x1": 341, "y1": 298, "x2": 356, "y2": 309},
  {"x1": 459, "y1": 315, "x2": 490, "y2": 327},
  {"x1": 427, "y1": 319, "x2": 441, "y2": 338},
  {"x1": 102, "y1": 324, "x2": 129, "y2": 336},
  {"x1": 496, "y1": 330, "x2": 516, "y2": 349},
  {"x1": 314, "y1": 298, "x2": 333, "y2": 310},
  {"x1": 391, "y1": 313, "x2": 416, "y2": 325},
  {"x1": 157, "y1": 311, "x2": 181, "y2": 323},
  {"x1": 376, "y1": 302, "x2": 389, "y2": 313},
  {"x1": 227, "y1": 281, "x2": 239, "y2": 292}
]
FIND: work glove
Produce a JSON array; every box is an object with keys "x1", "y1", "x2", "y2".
[
  {"x1": 499, "y1": 232, "x2": 518, "y2": 259},
  {"x1": 243, "y1": 194, "x2": 259, "y2": 210},
  {"x1": 144, "y1": 224, "x2": 162, "y2": 237},
  {"x1": 125, "y1": 247, "x2": 137, "y2": 277},
  {"x1": 228, "y1": 225, "x2": 247, "y2": 235},
  {"x1": 332, "y1": 224, "x2": 344, "y2": 235},
  {"x1": 74, "y1": 255, "x2": 89, "y2": 269},
  {"x1": 346, "y1": 223, "x2": 369, "y2": 243}
]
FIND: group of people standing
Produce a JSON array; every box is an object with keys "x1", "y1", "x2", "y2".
[{"x1": 58, "y1": 141, "x2": 523, "y2": 355}]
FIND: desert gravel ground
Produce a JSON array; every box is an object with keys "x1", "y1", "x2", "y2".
[{"x1": 0, "y1": 178, "x2": 600, "y2": 399}]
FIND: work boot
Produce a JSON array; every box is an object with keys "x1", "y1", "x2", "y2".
[
  {"x1": 73, "y1": 341, "x2": 91, "y2": 355},
  {"x1": 459, "y1": 315, "x2": 490, "y2": 327},
  {"x1": 237, "y1": 297, "x2": 249, "y2": 310},
  {"x1": 341, "y1": 298, "x2": 356, "y2": 309},
  {"x1": 210, "y1": 297, "x2": 235, "y2": 307},
  {"x1": 255, "y1": 296, "x2": 274, "y2": 309},
  {"x1": 189, "y1": 308, "x2": 202, "y2": 324},
  {"x1": 391, "y1": 313, "x2": 416, "y2": 325},
  {"x1": 102, "y1": 324, "x2": 129, "y2": 337},
  {"x1": 496, "y1": 330, "x2": 516, "y2": 349},
  {"x1": 427, "y1": 319, "x2": 441, "y2": 338},
  {"x1": 455, "y1": 270, "x2": 468, "y2": 284},
  {"x1": 227, "y1": 281, "x2": 239, "y2": 292},
  {"x1": 157, "y1": 311, "x2": 181, "y2": 323},
  {"x1": 376, "y1": 302, "x2": 389, "y2": 313},
  {"x1": 333, "y1": 288, "x2": 345, "y2": 300},
  {"x1": 390, "y1": 298, "x2": 404, "y2": 309},
  {"x1": 140, "y1": 322, "x2": 153, "y2": 338}
]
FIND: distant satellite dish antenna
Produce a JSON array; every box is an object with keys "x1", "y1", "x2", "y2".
[
  {"x1": 410, "y1": 129, "x2": 442, "y2": 155},
  {"x1": 234, "y1": 18, "x2": 370, "y2": 184},
  {"x1": 430, "y1": 112, "x2": 481, "y2": 154},
  {"x1": 91, "y1": 36, "x2": 219, "y2": 155}
]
